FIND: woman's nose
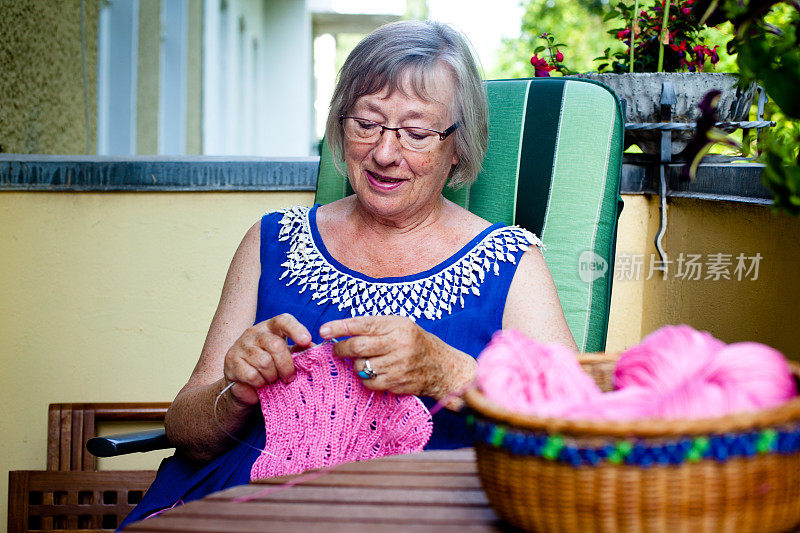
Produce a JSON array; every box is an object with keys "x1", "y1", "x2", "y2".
[{"x1": 371, "y1": 130, "x2": 404, "y2": 166}]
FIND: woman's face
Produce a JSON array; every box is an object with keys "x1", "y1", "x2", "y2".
[{"x1": 343, "y1": 66, "x2": 459, "y2": 224}]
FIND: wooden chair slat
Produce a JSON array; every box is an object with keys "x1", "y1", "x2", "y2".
[
  {"x1": 70, "y1": 408, "x2": 84, "y2": 472},
  {"x1": 58, "y1": 407, "x2": 72, "y2": 472},
  {"x1": 83, "y1": 409, "x2": 96, "y2": 470},
  {"x1": 46, "y1": 405, "x2": 60, "y2": 470}
]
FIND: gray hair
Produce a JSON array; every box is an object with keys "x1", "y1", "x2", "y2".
[{"x1": 325, "y1": 20, "x2": 488, "y2": 189}]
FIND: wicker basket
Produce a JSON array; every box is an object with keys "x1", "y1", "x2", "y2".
[{"x1": 464, "y1": 353, "x2": 800, "y2": 533}]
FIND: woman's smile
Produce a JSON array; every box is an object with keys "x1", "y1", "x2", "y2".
[{"x1": 365, "y1": 169, "x2": 408, "y2": 191}]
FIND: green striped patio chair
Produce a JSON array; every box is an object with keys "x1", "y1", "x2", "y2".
[{"x1": 315, "y1": 77, "x2": 624, "y2": 352}]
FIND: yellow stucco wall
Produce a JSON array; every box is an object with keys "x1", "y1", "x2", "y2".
[
  {"x1": 2, "y1": 189, "x2": 799, "y2": 528},
  {"x1": 0, "y1": 190, "x2": 315, "y2": 529},
  {"x1": 643, "y1": 197, "x2": 800, "y2": 358},
  {"x1": 0, "y1": 0, "x2": 100, "y2": 154},
  {"x1": 605, "y1": 195, "x2": 651, "y2": 352},
  {"x1": 606, "y1": 195, "x2": 800, "y2": 359}
]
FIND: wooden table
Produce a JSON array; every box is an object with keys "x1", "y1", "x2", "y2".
[{"x1": 124, "y1": 449, "x2": 511, "y2": 532}]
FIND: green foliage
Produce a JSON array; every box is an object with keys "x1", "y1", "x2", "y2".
[
  {"x1": 492, "y1": 0, "x2": 619, "y2": 77},
  {"x1": 493, "y1": 0, "x2": 736, "y2": 78},
  {"x1": 733, "y1": 5, "x2": 800, "y2": 119},
  {"x1": 530, "y1": 32, "x2": 572, "y2": 76},
  {"x1": 699, "y1": 22, "x2": 738, "y2": 71},
  {"x1": 757, "y1": 78, "x2": 800, "y2": 213},
  {"x1": 501, "y1": 0, "x2": 800, "y2": 218},
  {"x1": 693, "y1": 0, "x2": 800, "y2": 216},
  {"x1": 404, "y1": 0, "x2": 429, "y2": 21},
  {"x1": 597, "y1": 0, "x2": 724, "y2": 72},
  {"x1": 760, "y1": 122, "x2": 800, "y2": 217}
]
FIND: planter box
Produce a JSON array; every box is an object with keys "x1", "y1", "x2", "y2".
[{"x1": 577, "y1": 73, "x2": 755, "y2": 155}]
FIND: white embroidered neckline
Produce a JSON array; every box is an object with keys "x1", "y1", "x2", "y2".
[{"x1": 278, "y1": 205, "x2": 542, "y2": 320}]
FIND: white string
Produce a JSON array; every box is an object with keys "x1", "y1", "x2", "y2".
[
  {"x1": 213, "y1": 380, "x2": 278, "y2": 458},
  {"x1": 211, "y1": 340, "x2": 347, "y2": 459}
]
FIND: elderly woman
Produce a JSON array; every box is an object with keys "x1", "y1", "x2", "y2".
[{"x1": 121, "y1": 20, "x2": 575, "y2": 527}]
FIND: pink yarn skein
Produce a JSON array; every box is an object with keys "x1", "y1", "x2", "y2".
[
  {"x1": 615, "y1": 326, "x2": 797, "y2": 419},
  {"x1": 613, "y1": 325, "x2": 726, "y2": 391},
  {"x1": 677, "y1": 341, "x2": 798, "y2": 418},
  {"x1": 549, "y1": 386, "x2": 656, "y2": 420},
  {"x1": 476, "y1": 329, "x2": 601, "y2": 416},
  {"x1": 250, "y1": 342, "x2": 432, "y2": 480},
  {"x1": 476, "y1": 325, "x2": 797, "y2": 421}
]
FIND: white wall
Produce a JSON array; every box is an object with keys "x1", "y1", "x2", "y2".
[
  {"x1": 203, "y1": 0, "x2": 313, "y2": 156},
  {"x1": 97, "y1": 0, "x2": 139, "y2": 155}
]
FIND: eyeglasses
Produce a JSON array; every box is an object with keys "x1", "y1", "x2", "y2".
[{"x1": 339, "y1": 116, "x2": 459, "y2": 152}]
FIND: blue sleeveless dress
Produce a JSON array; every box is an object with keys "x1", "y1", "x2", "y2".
[{"x1": 120, "y1": 203, "x2": 539, "y2": 529}]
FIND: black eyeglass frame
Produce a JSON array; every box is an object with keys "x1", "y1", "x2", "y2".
[{"x1": 338, "y1": 116, "x2": 460, "y2": 142}]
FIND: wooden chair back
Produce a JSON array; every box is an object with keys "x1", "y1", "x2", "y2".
[
  {"x1": 8, "y1": 402, "x2": 169, "y2": 533},
  {"x1": 47, "y1": 402, "x2": 170, "y2": 471}
]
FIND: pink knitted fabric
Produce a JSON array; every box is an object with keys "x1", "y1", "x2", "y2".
[{"x1": 250, "y1": 342, "x2": 433, "y2": 480}]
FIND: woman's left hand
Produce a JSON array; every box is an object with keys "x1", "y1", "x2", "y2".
[{"x1": 319, "y1": 316, "x2": 476, "y2": 409}]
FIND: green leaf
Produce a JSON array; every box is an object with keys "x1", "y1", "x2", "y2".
[{"x1": 534, "y1": 45, "x2": 546, "y2": 54}]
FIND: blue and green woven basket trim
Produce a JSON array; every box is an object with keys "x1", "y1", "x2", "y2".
[{"x1": 467, "y1": 415, "x2": 800, "y2": 467}]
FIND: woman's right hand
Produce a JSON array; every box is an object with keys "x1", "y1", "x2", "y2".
[{"x1": 223, "y1": 313, "x2": 312, "y2": 406}]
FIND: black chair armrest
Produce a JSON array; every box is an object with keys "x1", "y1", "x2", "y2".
[{"x1": 87, "y1": 428, "x2": 172, "y2": 457}]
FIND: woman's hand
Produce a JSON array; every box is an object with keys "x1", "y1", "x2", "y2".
[
  {"x1": 319, "y1": 316, "x2": 476, "y2": 409},
  {"x1": 223, "y1": 313, "x2": 313, "y2": 406}
]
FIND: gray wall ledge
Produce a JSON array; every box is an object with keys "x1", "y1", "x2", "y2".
[
  {"x1": 0, "y1": 155, "x2": 320, "y2": 191},
  {"x1": 0, "y1": 155, "x2": 774, "y2": 205},
  {"x1": 621, "y1": 154, "x2": 773, "y2": 204}
]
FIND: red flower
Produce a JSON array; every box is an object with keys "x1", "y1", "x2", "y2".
[
  {"x1": 692, "y1": 45, "x2": 708, "y2": 71},
  {"x1": 709, "y1": 45, "x2": 720, "y2": 64},
  {"x1": 555, "y1": 50, "x2": 564, "y2": 62},
  {"x1": 616, "y1": 29, "x2": 631, "y2": 40},
  {"x1": 682, "y1": 7, "x2": 691, "y2": 14},
  {"x1": 670, "y1": 40, "x2": 688, "y2": 54},
  {"x1": 530, "y1": 54, "x2": 554, "y2": 77}
]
